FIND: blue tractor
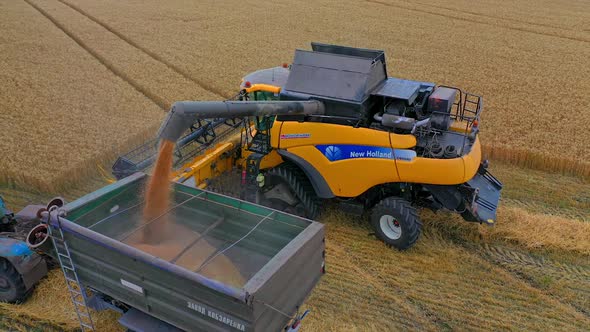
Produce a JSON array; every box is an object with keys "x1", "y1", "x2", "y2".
[{"x1": 0, "y1": 196, "x2": 48, "y2": 303}]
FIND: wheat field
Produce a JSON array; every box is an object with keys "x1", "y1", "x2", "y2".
[
  {"x1": 58, "y1": 0, "x2": 590, "y2": 178},
  {"x1": 2, "y1": 0, "x2": 590, "y2": 191},
  {"x1": 1, "y1": 0, "x2": 589, "y2": 331},
  {"x1": 0, "y1": 0, "x2": 164, "y2": 191}
]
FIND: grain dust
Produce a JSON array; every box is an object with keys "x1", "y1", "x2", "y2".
[
  {"x1": 137, "y1": 139, "x2": 244, "y2": 286},
  {"x1": 142, "y1": 140, "x2": 175, "y2": 243}
]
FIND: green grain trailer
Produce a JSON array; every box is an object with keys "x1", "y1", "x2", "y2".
[{"x1": 37, "y1": 172, "x2": 325, "y2": 331}]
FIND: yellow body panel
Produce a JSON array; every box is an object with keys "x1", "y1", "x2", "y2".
[
  {"x1": 449, "y1": 119, "x2": 473, "y2": 134},
  {"x1": 397, "y1": 137, "x2": 481, "y2": 184},
  {"x1": 461, "y1": 136, "x2": 482, "y2": 181},
  {"x1": 172, "y1": 142, "x2": 236, "y2": 187},
  {"x1": 275, "y1": 121, "x2": 416, "y2": 149},
  {"x1": 285, "y1": 145, "x2": 400, "y2": 197},
  {"x1": 396, "y1": 156, "x2": 464, "y2": 184},
  {"x1": 273, "y1": 121, "x2": 482, "y2": 195},
  {"x1": 259, "y1": 149, "x2": 284, "y2": 169},
  {"x1": 245, "y1": 84, "x2": 281, "y2": 94},
  {"x1": 270, "y1": 122, "x2": 281, "y2": 147},
  {"x1": 172, "y1": 120, "x2": 481, "y2": 198},
  {"x1": 240, "y1": 148, "x2": 284, "y2": 170}
]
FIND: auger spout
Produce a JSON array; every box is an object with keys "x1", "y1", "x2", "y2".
[{"x1": 158, "y1": 100, "x2": 325, "y2": 142}]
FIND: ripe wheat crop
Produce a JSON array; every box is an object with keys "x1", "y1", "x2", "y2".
[
  {"x1": 61, "y1": 0, "x2": 590, "y2": 177},
  {"x1": 3, "y1": 0, "x2": 590, "y2": 193},
  {"x1": 0, "y1": 0, "x2": 163, "y2": 191},
  {"x1": 484, "y1": 206, "x2": 590, "y2": 255}
]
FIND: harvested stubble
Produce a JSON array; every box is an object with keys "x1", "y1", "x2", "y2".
[
  {"x1": 9, "y1": 206, "x2": 589, "y2": 332},
  {"x1": 4, "y1": 167, "x2": 590, "y2": 331},
  {"x1": 0, "y1": 270, "x2": 124, "y2": 331},
  {"x1": 302, "y1": 210, "x2": 590, "y2": 331},
  {"x1": 421, "y1": 164, "x2": 590, "y2": 256},
  {"x1": 62, "y1": 0, "x2": 590, "y2": 178}
]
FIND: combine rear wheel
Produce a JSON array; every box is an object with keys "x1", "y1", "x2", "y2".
[
  {"x1": 370, "y1": 197, "x2": 421, "y2": 250},
  {"x1": 260, "y1": 163, "x2": 320, "y2": 219}
]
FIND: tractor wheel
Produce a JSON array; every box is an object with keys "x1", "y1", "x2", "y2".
[
  {"x1": 0, "y1": 259, "x2": 27, "y2": 303},
  {"x1": 370, "y1": 197, "x2": 421, "y2": 250},
  {"x1": 261, "y1": 163, "x2": 320, "y2": 219}
]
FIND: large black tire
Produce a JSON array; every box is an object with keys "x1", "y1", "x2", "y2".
[
  {"x1": 0, "y1": 259, "x2": 27, "y2": 303},
  {"x1": 370, "y1": 197, "x2": 421, "y2": 250},
  {"x1": 263, "y1": 163, "x2": 320, "y2": 219}
]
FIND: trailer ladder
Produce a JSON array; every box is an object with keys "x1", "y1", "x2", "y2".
[{"x1": 47, "y1": 209, "x2": 95, "y2": 332}]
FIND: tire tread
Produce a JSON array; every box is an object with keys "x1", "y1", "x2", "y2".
[
  {"x1": 371, "y1": 197, "x2": 422, "y2": 250},
  {"x1": 0, "y1": 258, "x2": 28, "y2": 303},
  {"x1": 267, "y1": 163, "x2": 320, "y2": 219}
]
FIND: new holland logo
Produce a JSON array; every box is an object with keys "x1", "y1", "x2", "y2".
[
  {"x1": 315, "y1": 144, "x2": 416, "y2": 162},
  {"x1": 324, "y1": 145, "x2": 342, "y2": 161}
]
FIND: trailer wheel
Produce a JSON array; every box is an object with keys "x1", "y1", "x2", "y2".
[
  {"x1": 0, "y1": 259, "x2": 27, "y2": 303},
  {"x1": 370, "y1": 197, "x2": 421, "y2": 250}
]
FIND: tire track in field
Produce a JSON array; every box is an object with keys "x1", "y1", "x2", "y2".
[
  {"x1": 328, "y1": 219, "x2": 590, "y2": 330},
  {"x1": 56, "y1": 0, "x2": 229, "y2": 99},
  {"x1": 476, "y1": 243, "x2": 590, "y2": 316},
  {"x1": 309, "y1": 241, "x2": 444, "y2": 330},
  {"x1": 365, "y1": 0, "x2": 590, "y2": 43},
  {"x1": 480, "y1": 244, "x2": 590, "y2": 282},
  {"x1": 22, "y1": 0, "x2": 168, "y2": 110},
  {"x1": 502, "y1": 197, "x2": 589, "y2": 222},
  {"x1": 400, "y1": 0, "x2": 579, "y2": 32}
]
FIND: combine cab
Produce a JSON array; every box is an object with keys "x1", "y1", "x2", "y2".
[{"x1": 113, "y1": 43, "x2": 503, "y2": 250}]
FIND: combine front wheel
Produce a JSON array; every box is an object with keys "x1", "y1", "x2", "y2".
[{"x1": 370, "y1": 197, "x2": 421, "y2": 250}]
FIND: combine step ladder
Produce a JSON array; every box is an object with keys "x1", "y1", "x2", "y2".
[{"x1": 47, "y1": 209, "x2": 95, "y2": 332}]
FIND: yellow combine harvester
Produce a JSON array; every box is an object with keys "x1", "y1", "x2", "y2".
[{"x1": 113, "y1": 43, "x2": 502, "y2": 250}]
